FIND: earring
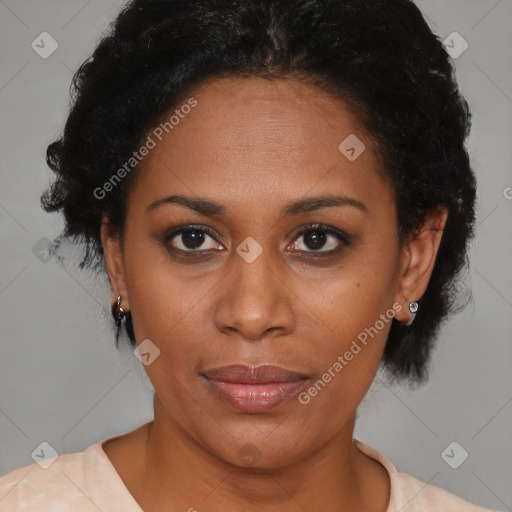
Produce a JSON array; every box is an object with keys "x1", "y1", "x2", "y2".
[
  {"x1": 111, "y1": 295, "x2": 126, "y2": 346},
  {"x1": 406, "y1": 300, "x2": 419, "y2": 326}
]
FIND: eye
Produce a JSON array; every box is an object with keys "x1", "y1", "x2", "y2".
[
  {"x1": 163, "y1": 223, "x2": 350, "y2": 257},
  {"x1": 165, "y1": 225, "x2": 224, "y2": 252},
  {"x1": 288, "y1": 223, "x2": 350, "y2": 254}
]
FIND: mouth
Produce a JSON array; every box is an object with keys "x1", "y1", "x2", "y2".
[{"x1": 201, "y1": 364, "x2": 309, "y2": 413}]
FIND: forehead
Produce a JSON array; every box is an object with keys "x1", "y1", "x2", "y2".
[{"x1": 128, "y1": 77, "x2": 392, "y2": 217}]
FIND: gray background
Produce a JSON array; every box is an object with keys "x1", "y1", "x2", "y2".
[{"x1": 0, "y1": 0, "x2": 511, "y2": 510}]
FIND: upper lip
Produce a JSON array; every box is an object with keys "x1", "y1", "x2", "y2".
[{"x1": 202, "y1": 364, "x2": 308, "y2": 384}]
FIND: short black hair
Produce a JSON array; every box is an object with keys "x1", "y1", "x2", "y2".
[{"x1": 41, "y1": 0, "x2": 476, "y2": 384}]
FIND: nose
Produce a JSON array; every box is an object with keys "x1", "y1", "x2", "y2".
[{"x1": 213, "y1": 248, "x2": 296, "y2": 341}]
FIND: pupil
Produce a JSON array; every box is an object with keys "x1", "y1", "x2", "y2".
[
  {"x1": 305, "y1": 230, "x2": 326, "y2": 250},
  {"x1": 183, "y1": 229, "x2": 204, "y2": 249}
]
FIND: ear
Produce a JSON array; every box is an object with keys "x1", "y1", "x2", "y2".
[
  {"x1": 100, "y1": 214, "x2": 130, "y2": 311},
  {"x1": 394, "y1": 205, "x2": 448, "y2": 323}
]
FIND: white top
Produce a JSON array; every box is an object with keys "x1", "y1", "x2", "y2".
[{"x1": 0, "y1": 433, "x2": 499, "y2": 511}]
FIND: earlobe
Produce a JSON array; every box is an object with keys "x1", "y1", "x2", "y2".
[
  {"x1": 394, "y1": 206, "x2": 448, "y2": 324},
  {"x1": 100, "y1": 214, "x2": 130, "y2": 310}
]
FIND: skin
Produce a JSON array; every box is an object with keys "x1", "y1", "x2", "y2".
[{"x1": 100, "y1": 76, "x2": 447, "y2": 512}]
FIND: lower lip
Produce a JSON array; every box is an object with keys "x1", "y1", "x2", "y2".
[{"x1": 203, "y1": 377, "x2": 307, "y2": 413}]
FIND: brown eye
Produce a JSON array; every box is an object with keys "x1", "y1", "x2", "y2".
[
  {"x1": 302, "y1": 229, "x2": 328, "y2": 250},
  {"x1": 179, "y1": 229, "x2": 205, "y2": 249},
  {"x1": 289, "y1": 224, "x2": 350, "y2": 254},
  {"x1": 166, "y1": 226, "x2": 224, "y2": 252}
]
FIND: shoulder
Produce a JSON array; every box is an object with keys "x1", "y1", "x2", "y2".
[
  {"x1": 354, "y1": 439, "x2": 501, "y2": 512},
  {"x1": 392, "y1": 470, "x2": 498, "y2": 511},
  {"x1": 0, "y1": 448, "x2": 93, "y2": 511},
  {"x1": 0, "y1": 434, "x2": 142, "y2": 512},
  {"x1": 0, "y1": 435, "x2": 142, "y2": 512}
]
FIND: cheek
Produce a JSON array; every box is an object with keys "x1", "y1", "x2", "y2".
[
  {"x1": 121, "y1": 233, "x2": 221, "y2": 381},
  {"x1": 293, "y1": 241, "x2": 399, "y2": 409},
  {"x1": 122, "y1": 221, "x2": 204, "y2": 339},
  {"x1": 295, "y1": 290, "x2": 394, "y2": 435},
  {"x1": 303, "y1": 246, "x2": 399, "y2": 352}
]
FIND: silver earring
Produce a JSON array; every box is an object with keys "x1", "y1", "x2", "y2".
[{"x1": 406, "y1": 301, "x2": 419, "y2": 326}]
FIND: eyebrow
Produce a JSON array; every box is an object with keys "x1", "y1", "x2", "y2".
[{"x1": 146, "y1": 193, "x2": 367, "y2": 218}]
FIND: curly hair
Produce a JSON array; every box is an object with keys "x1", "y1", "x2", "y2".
[{"x1": 41, "y1": 0, "x2": 476, "y2": 384}]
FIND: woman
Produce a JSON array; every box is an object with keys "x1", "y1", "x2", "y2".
[{"x1": 0, "y1": 0, "x2": 501, "y2": 510}]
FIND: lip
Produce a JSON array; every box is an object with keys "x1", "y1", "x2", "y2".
[{"x1": 201, "y1": 364, "x2": 309, "y2": 413}]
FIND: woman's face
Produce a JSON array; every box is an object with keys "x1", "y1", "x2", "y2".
[{"x1": 105, "y1": 77, "x2": 416, "y2": 468}]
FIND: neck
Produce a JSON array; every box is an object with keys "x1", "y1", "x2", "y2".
[{"x1": 121, "y1": 395, "x2": 389, "y2": 512}]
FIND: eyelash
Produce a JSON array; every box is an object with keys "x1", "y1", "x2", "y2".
[{"x1": 163, "y1": 223, "x2": 351, "y2": 258}]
